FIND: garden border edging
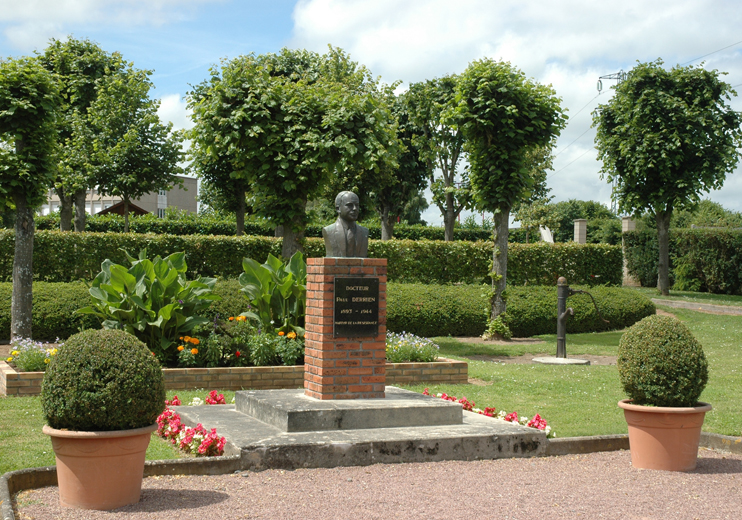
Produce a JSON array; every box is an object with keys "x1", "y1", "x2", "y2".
[
  {"x1": 3, "y1": 432, "x2": 740, "y2": 520},
  {"x1": 0, "y1": 358, "x2": 468, "y2": 396}
]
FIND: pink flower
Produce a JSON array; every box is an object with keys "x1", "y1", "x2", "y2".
[
  {"x1": 503, "y1": 411, "x2": 519, "y2": 423},
  {"x1": 205, "y1": 390, "x2": 226, "y2": 405}
]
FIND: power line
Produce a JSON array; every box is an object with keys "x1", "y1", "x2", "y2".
[
  {"x1": 548, "y1": 148, "x2": 593, "y2": 180},
  {"x1": 680, "y1": 39, "x2": 742, "y2": 66},
  {"x1": 554, "y1": 127, "x2": 592, "y2": 158},
  {"x1": 568, "y1": 93, "x2": 601, "y2": 121}
]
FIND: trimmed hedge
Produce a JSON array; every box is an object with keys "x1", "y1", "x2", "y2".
[
  {"x1": 0, "y1": 282, "x2": 100, "y2": 341},
  {"x1": 386, "y1": 283, "x2": 655, "y2": 338},
  {"x1": 34, "y1": 213, "x2": 528, "y2": 242},
  {"x1": 0, "y1": 230, "x2": 622, "y2": 286},
  {"x1": 1, "y1": 280, "x2": 653, "y2": 341},
  {"x1": 624, "y1": 228, "x2": 742, "y2": 294}
]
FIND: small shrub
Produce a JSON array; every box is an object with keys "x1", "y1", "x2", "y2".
[
  {"x1": 41, "y1": 329, "x2": 165, "y2": 431},
  {"x1": 617, "y1": 315, "x2": 709, "y2": 407},
  {"x1": 386, "y1": 332, "x2": 439, "y2": 363},
  {"x1": 248, "y1": 333, "x2": 282, "y2": 366}
]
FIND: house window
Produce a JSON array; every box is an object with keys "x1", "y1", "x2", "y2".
[{"x1": 157, "y1": 208, "x2": 166, "y2": 218}]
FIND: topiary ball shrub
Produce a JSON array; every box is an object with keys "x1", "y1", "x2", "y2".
[
  {"x1": 42, "y1": 329, "x2": 165, "y2": 431},
  {"x1": 617, "y1": 315, "x2": 708, "y2": 408}
]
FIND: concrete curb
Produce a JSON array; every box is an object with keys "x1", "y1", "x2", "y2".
[{"x1": 2, "y1": 432, "x2": 740, "y2": 520}]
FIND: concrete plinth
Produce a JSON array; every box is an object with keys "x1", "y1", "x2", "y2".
[
  {"x1": 532, "y1": 357, "x2": 591, "y2": 366},
  {"x1": 174, "y1": 386, "x2": 547, "y2": 470},
  {"x1": 235, "y1": 387, "x2": 463, "y2": 432}
]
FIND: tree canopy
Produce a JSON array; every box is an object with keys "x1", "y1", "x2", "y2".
[
  {"x1": 91, "y1": 64, "x2": 185, "y2": 232},
  {"x1": 188, "y1": 46, "x2": 399, "y2": 257},
  {"x1": 455, "y1": 58, "x2": 566, "y2": 321},
  {"x1": 407, "y1": 75, "x2": 470, "y2": 241},
  {"x1": 593, "y1": 59, "x2": 742, "y2": 294},
  {"x1": 39, "y1": 37, "x2": 126, "y2": 231}
]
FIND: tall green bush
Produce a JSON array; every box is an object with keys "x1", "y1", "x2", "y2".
[
  {"x1": 0, "y1": 230, "x2": 622, "y2": 286},
  {"x1": 32, "y1": 212, "x2": 531, "y2": 242},
  {"x1": 624, "y1": 228, "x2": 742, "y2": 294}
]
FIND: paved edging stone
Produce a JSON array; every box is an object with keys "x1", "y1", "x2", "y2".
[
  {"x1": 652, "y1": 298, "x2": 742, "y2": 315},
  {"x1": 3, "y1": 432, "x2": 740, "y2": 520}
]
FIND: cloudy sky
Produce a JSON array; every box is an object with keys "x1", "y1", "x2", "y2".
[{"x1": 2, "y1": 0, "x2": 742, "y2": 225}]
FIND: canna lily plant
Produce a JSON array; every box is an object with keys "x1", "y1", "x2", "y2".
[
  {"x1": 239, "y1": 251, "x2": 306, "y2": 337},
  {"x1": 78, "y1": 249, "x2": 220, "y2": 365}
]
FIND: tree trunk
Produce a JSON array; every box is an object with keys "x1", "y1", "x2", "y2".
[
  {"x1": 73, "y1": 189, "x2": 87, "y2": 232},
  {"x1": 236, "y1": 191, "x2": 245, "y2": 237},
  {"x1": 123, "y1": 198, "x2": 130, "y2": 233},
  {"x1": 656, "y1": 210, "x2": 672, "y2": 296},
  {"x1": 281, "y1": 199, "x2": 306, "y2": 259},
  {"x1": 381, "y1": 205, "x2": 395, "y2": 241},
  {"x1": 57, "y1": 187, "x2": 73, "y2": 231},
  {"x1": 274, "y1": 225, "x2": 284, "y2": 237},
  {"x1": 490, "y1": 209, "x2": 510, "y2": 320},
  {"x1": 11, "y1": 192, "x2": 34, "y2": 340},
  {"x1": 443, "y1": 192, "x2": 455, "y2": 241}
]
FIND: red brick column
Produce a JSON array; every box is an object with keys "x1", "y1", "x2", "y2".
[{"x1": 304, "y1": 257, "x2": 387, "y2": 400}]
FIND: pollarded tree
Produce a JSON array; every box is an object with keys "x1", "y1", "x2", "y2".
[
  {"x1": 455, "y1": 58, "x2": 567, "y2": 320},
  {"x1": 188, "y1": 47, "x2": 399, "y2": 258},
  {"x1": 407, "y1": 76, "x2": 471, "y2": 241},
  {"x1": 39, "y1": 37, "x2": 125, "y2": 232},
  {"x1": 90, "y1": 65, "x2": 185, "y2": 232},
  {"x1": 593, "y1": 60, "x2": 742, "y2": 295},
  {"x1": 370, "y1": 90, "x2": 431, "y2": 240},
  {"x1": 0, "y1": 56, "x2": 60, "y2": 339}
]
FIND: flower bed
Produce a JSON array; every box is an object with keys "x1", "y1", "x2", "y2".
[
  {"x1": 0, "y1": 358, "x2": 468, "y2": 396},
  {"x1": 423, "y1": 388, "x2": 556, "y2": 438}
]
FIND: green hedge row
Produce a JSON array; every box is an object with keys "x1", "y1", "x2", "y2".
[
  {"x1": 0, "y1": 281, "x2": 654, "y2": 341},
  {"x1": 624, "y1": 228, "x2": 742, "y2": 294},
  {"x1": 386, "y1": 283, "x2": 655, "y2": 338},
  {"x1": 34, "y1": 213, "x2": 527, "y2": 242},
  {"x1": 0, "y1": 230, "x2": 622, "y2": 286}
]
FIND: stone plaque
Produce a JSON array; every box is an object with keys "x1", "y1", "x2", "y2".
[{"x1": 333, "y1": 277, "x2": 379, "y2": 338}]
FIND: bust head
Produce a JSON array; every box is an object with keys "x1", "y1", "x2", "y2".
[{"x1": 335, "y1": 191, "x2": 360, "y2": 223}]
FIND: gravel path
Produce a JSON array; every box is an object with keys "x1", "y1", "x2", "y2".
[{"x1": 15, "y1": 448, "x2": 742, "y2": 520}]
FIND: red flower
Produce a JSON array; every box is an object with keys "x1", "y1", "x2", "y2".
[{"x1": 235, "y1": 351, "x2": 241, "y2": 357}]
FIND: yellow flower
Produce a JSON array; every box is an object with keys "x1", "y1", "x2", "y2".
[
  {"x1": 5, "y1": 357, "x2": 11, "y2": 363},
  {"x1": 278, "y1": 331, "x2": 285, "y2": 336},
  {"x1": 44, "y1": 358, "x2": 50, "y2": 364},
  {"x1": 178, "y1": 345, "x2": 185, "y2": 351},
  {"x1": 11, "y1": 350, "x2": 19, "y2": 356},
  {"x1": 190, "y1": 348, "x2": 198, "y2": 355},
  {"x1": 287, "y1": 332, "x2": 297, "y2": 339}
]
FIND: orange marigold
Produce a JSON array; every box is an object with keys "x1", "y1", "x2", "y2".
[
  {"x1": 278, "y1": 331, "x2": 285, "y2": 336},
  {"x1": 184, "y1": 336, "x2": 192, "y2": 342},
  {"x1": 190, "y1": 338, "x2": 200, "y2": 345},
  {"x1": 177, "y1": 345, "x2": 185, "y2": 351},
  {"x1": 287, "y1": 332, "x2": 297, "y2": 339},
  {"x1": 228, "y1": 317, "x2": 234, "y2": 321},
  {"x1": 191, "y1": 348, "x2": 198, "y2": 355}
]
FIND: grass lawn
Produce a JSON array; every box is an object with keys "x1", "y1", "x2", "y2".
[
  {"x1": 2, "y1": 302, "x2": 740, "y2": 474},
  {"x1": 403, "y1": 304, "x2": 742, "y2": 439},
  {"x1": 0, "y1": 389, "x2": 237, "y2": 475}
]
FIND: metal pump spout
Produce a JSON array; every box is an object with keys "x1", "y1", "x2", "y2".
[{"x1": 556, "y1": 276, "x2": 609, "y2": 359}]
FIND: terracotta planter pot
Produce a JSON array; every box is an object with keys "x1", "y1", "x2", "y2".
[
  {"x1": 618, "y1": 399, "x2": 711, "y2": 471},
  {"x1": 43, "y1": 423, "x2": 157, "y2": 510}
]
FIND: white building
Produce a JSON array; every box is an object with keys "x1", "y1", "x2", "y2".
[{"x1": 41, "y1": 176, "x2": 198, "y2": 217}]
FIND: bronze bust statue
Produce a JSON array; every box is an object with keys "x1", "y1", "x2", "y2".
[{"x1": 322, "y1": 191, "x2": 369, "y2": 257}]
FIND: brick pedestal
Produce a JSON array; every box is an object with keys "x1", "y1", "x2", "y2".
[{"x1": 304, "y1": 258, "x2": 387, "y2": 400}]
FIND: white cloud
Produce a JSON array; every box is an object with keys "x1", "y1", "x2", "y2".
[
  {"x1": 293, "y1": 0, "x2": 742, "y2": 213},
  {"x1": 0, "y1": 0, "x2": 222, "y2": 51},
  {"x1": 157, "y1": 93, "x2": 193, "y2": 131}
]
